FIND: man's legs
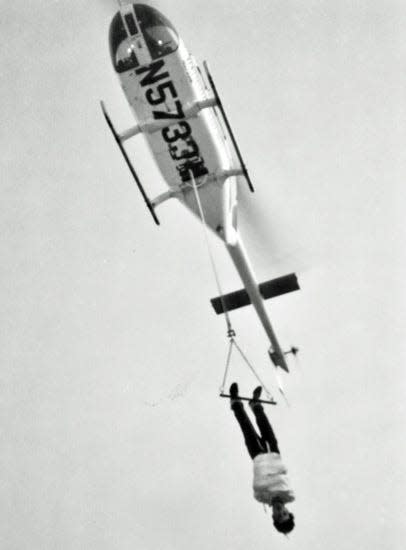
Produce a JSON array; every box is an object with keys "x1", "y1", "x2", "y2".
[
  {"x1": 251, "y1": 401, "x2": 280, "y2": 454},
  {"x1": 229, "y1": 383, "x2": 265, "y2": 459},
  {"x1": 232, "y1": 401, "x2": 265, "y2": 459}
]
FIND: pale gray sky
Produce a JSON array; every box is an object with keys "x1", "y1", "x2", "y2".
[{"x1": 1, "y1": 1, "x2": 405, "y2": 549}]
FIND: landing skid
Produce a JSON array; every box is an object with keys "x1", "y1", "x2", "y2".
[
  {"x1": 203, "y1": 62, "x2": 255, "y2": 193},
  {"x1": 100, "y1": 100, "x2": 160, "y2": 226}
]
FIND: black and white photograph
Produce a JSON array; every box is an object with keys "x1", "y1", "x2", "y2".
[{"x1": 1, "y1": 1, "x2": 405, "y2": 548}]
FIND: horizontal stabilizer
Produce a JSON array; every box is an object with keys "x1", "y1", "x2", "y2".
[{"x1": 210, "y1": 273, "x2": 299, "y2": 315}]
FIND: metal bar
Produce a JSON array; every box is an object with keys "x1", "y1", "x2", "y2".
[
  {"x1": 183, "y1": 97, "x2": 217, "y2": 118},
  {"x1": 151, "y1": 188, "x2": 182, "y2": 207},
  {"x1": 100, "y1": 101, "x2": 160, "y2": 226},
  {"x1": 219, "y1": 393, "x2": 277, "y2": 405},
  {"x1": 203, "y1": 61, "x2": 254, "y2": 193},
  {"x1": 119, "y1": 125, "x2": 141, "y2": 141}
]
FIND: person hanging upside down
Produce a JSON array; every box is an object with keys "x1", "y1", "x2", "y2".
[{"x1": 229, "y1": 382, "x2": 295, "y2": 534}]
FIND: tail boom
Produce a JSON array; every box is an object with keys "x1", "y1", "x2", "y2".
[{"x1": 224, "y1": 231, "x2": 290, "y2": 372}]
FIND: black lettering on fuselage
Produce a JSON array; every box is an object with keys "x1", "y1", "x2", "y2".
[
  {"x1": 153, "y1": 101, "x2": 184, "y2": 120},
  {"x1": 136, "y1": 58, "x2": 209, "y2": 183},
  {"x1": 135, "y1": 59, "x2": 169, "y2": 87}
]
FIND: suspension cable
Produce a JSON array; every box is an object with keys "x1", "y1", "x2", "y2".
[
  {"x1": 189, "y1": 172, "x2": 235, "y2": 338},
  {"x1": 219, "y1": 336, "x2": 235, "y2": 394},
  {"x1": 188, "y1": 172, "x2": 275, "y2": 403},
  {"x1": 232, "y1": 339, "x2": 274, "y2": 400}
]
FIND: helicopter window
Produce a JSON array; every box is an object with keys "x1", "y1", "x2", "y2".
[
  {"x1": 115, "y1": 42, "x2": 139, "y2": 73},
  {"x1": 143, "y1": 25, "x2": 178, "y2": 59},
  {"x1": 109, "y1": 12, "x2": 139, "y2": 73},
  {"x1": 124, "y1": 13, "x2": 138, "y2": 36},
  {"x1": 134, "y1": 4, "x2": 179, "y2": 60}
]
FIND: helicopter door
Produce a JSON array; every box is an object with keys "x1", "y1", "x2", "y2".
[{"x1": 120, "y1": 5, "x2": 152, "y2": 67}]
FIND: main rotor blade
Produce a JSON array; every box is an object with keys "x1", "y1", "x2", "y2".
[{"x1": 238, "y1": 184, "x2": 312, "y2": 274}]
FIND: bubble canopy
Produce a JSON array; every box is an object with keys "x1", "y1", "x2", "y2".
[{"x1": 109, "y1": 4, "x2": 179, "y2": 73}]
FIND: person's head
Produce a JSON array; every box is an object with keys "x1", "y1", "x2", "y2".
[{"x1": 272, "y1": 500, "x2": 295, "y2": 534}]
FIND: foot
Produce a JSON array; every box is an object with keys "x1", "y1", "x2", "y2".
[
  {"x1": 252, "y1": 386, "x2": 262, "y2": 400},
  {"x1": 249, "y1": 386, "x2": 262, "y2": 408},
  {"x1": 229, "y1": 382, "x2": 241, "y2": 408}
]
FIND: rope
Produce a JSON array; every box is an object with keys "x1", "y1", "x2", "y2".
[
  {"x1": 219, "y1": 337, "x2": 234, "y2": 393},
  {"x1": 189, "y1": 172, "x2": 234, "y2": 337},
  {"x1": 188, "y1": 172, "x2": 275, "y2": 403},
  {"x1": 231, "y1": 340, "x2": 274, "y2": 401}
]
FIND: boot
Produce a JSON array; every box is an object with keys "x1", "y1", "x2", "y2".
[
  {"x1": 229, "y1": 382, "x2": 241, "y2": 409},
  {"x1": 249, "y1": 386, "x2": 262, "y2": 409}
]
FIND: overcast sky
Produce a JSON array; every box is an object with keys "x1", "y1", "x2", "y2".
[{"x1": 1, "y1": 1, "x2": 405, "y2": 549}]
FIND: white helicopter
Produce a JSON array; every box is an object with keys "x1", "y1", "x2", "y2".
[{"x1": 101, "y1": 2, "x2": 299, "y2": 373}]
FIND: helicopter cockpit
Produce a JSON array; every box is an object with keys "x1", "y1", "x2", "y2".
[{"x1": 109, "y1": 4, "x2": 179, "y2": 73}]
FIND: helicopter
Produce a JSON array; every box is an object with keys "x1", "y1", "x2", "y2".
[{"x1": 101, "y1": 2, "x2": 300, "y2": 372}]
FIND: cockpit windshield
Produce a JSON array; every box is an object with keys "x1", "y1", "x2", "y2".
[
  {"x1": 109, "y1": 4, "x2": 179, "y2": 73},
  {"x1": 109, "y1": 12, "x2": 139, "y2": 73},
  {"x1": 134, "y1": 4, "x2": 179, "y2": 60}
]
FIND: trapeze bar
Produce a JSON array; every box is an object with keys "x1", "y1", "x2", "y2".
[{"x1": 219, "y1": 393, "x2": 277, "y2": 405}]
